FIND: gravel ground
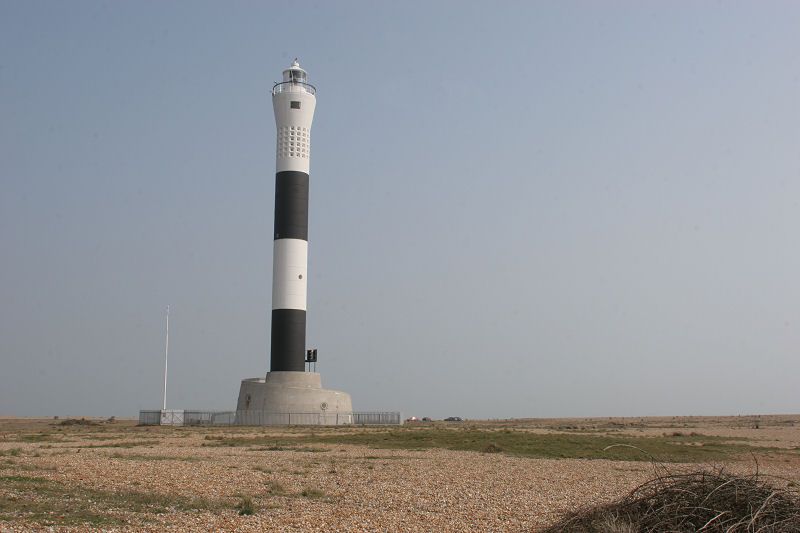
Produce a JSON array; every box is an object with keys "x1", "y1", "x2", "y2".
[
  {"x1": 1, "y1": 417, "x2": 798, "y2": 532},
  {"x1": 2, "y1": 444, "x2": 653, "y2": 532}
]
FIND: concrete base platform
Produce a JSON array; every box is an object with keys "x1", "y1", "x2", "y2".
[{"x1": 236, "y1": 372, "x2": 352, "y2": 425}]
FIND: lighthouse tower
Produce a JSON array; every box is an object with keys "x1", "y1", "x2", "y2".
[
  {"x1": 270, "y1": 60, "x2": 314, "y2": 370},
  {"x1": 236, "y1": 60, "x2": 353, "y2": 425}
]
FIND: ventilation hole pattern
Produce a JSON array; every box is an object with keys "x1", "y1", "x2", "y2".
[{"x1": 277, "y1": 126, "x2": 311, "y2": 159}]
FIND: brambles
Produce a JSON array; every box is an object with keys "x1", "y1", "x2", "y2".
[
  {"x1": 57, "y1": 418, "x2": 99, "y2": 427},
  {"x1": 483, "y1": 443, "x2": 502, "y2": 453},
  {"x1": 543, "y1": 468, "x2": 800, "y2": 532}
]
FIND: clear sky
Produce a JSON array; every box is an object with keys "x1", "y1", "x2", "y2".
[{"x1": 1, "y1": 1, "x2": 798, "y2": 419}]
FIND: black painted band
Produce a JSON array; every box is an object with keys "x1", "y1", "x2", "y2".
[
  {"x1": 270, "y1": 308, "x2": 307, "y2": 372},
  {"x1": 274, "y1": 171, "x2": 309, "y2": 241}
]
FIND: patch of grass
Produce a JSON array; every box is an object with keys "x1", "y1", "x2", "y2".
[
  {"x1": 300, "y1": 487, "x2": 326, "y2": 500},
  {"x1": 220, "y1": 440, "x2": 329, "y2": 454},
  {"x1": 109, "y1": 452, "x2": 200, "y2": 462},
  {"x1": 261, "y1": 502, "x2": 282, "y2": 510},
  {"x1": 664, "y1": 431, "x2": 703, "y2": 437},
  {"x1": 75, "y1": 440, "x2": 160, "y2": 449},
  {"x1": 249, "y1": 445, "x2": 328, "y2": 453},
  {"x1": 0, "y1": 474, "x2": 222, "y2": 527},
  {"x1": 266, "y1": 480, "x2": 287, "y2": 495},
  {"x1": 77, "y1": 433, "x2": 126, "y2": 441},
  {"x1": 0, "y1": 460, "x2": 55, "y2": 472},
  {"x1": 16, "y1": 433, "x2": 60, "y2": 443},
  {"x1": 291, "y1": 428, "x2": 765, "y2": 462},
  {"x1": 253, "y1": 465, "x2": 273, "y2": 474},
  {"x1": 115, "y1": 491, "x2": 217, "y2": 513},
  {"x1": 235, "y1": 495, "x2": 255, "y2": 516},
  {"x1": 0, "y1": 448, "x2": 23, "y2": 457},
  {"x1": 0, "y1": 475, "x2": 50, "y2": 483},
  {"x1": 250, "y1": 445, "x2": 295, "y2": 452},
  {"x1": 203, "y1": 437, "x2": 292, "y2": 448},
  {"x1": 0, "y1": 475, "x2": 118, "y2": 526}
]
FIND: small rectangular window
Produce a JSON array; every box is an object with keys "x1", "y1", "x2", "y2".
[{"x1": 290, "y1": 101, "x2": 301, "y2": 109}]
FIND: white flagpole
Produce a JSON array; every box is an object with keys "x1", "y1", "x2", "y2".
[{"x1": 162, "y1": 305, "x2": 169, "y2": 411}]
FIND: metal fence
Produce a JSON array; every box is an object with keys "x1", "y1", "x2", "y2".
[
  {"x1": 139, "y1": 410, "x2": 161, "y2": 425},
  {"x1": 352, "y1": 412, "x2": 402, "y2": 425},
  {"x1": 234, "y1": 411, "x2": 353, "y2": 426},
  {"x1": 139, "y1": 410, "x2": 186, "y2": 426},
  {"x1": 139, "y1": 410, "x2": 401, "y2": 427}
]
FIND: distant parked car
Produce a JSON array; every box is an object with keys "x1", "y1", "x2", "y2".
[
  {"x1": 422, "y1": 417, "x2": 432, "y2": 422},
  {"x1": 444, "y1": 416, "x2": 463, "y2": 422},
  {"x1": 406, "y1": 416, "x2": 419, "y2": 423}
]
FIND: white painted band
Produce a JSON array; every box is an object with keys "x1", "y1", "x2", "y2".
[
  {"x1": 273, "y1": 91, "x2": 316, "y2": 174},
  {"x1": 272, "y1": 238, "x2": 308, "y2": 311}
]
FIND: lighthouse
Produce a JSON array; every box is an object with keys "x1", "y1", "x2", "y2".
[
  {"x1": 270, "y1": 59, "x2": 314, "y2": 372},
  {"x1": 236, "y1": 60, "x2": 353, "y2": 425}
]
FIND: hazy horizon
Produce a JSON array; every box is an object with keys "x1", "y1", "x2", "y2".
[{"x1": 1, "y1": 1, "x2": 798, "y2": 419}]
